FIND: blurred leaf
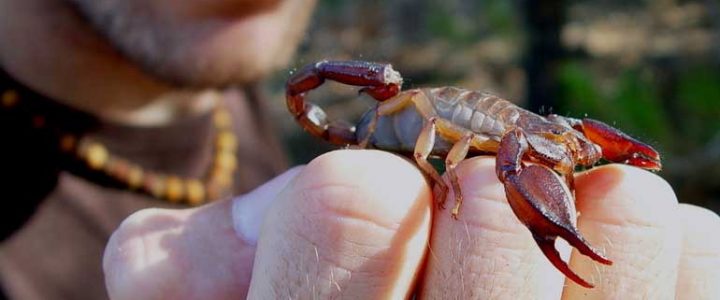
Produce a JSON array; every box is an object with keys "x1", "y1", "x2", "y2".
[
  {"x1": 426, "y1": 4, "x2": 471, "y2": 44},
  {"x1": 556, "y1": 61, "x2": 607, "y2": 117},
  {"x1": 676, "y1": 66, "x2": 720, "y2": 146},
  {"x1": 611, "y1": 69, "x2": 670, "y2": 145},
  {"x1": 482, "y1": 0, "x2": 518, "y2": 35}
]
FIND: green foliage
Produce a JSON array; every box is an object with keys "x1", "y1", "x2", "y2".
[
  {"x1": 611, "y1": 69, "x2": 670, "y2": 143},
  {"x1": 675, "y1": 66, "x2": 720, "y2": 148},
  {"x1": 556, "y1": 61, "x2": 671, "y2": 150},
  {"x1": 556, "y1": 61, "x2": 608, "y2": 117},
  {"x1": 425, "y1": 0, "x2": 520, "y2": 45},
  {"x1": 426, "y1": 3, "x2": 474, "y2": 44},
  {"x1": 481, "y1": 0, "x2": 518, "y2": 35}
]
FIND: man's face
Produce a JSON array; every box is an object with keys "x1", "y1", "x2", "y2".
[{"x1": 70, "y1": 0, "x2": 316, "y2": 86}]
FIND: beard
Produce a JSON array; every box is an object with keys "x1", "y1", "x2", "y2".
[{"x1": 69, "y1": 0, "x2": 314, "y2": 87}]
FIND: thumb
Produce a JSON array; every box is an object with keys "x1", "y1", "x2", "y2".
[{"x1": 103, "y1": 167, "x2": 302, "y2": 300}]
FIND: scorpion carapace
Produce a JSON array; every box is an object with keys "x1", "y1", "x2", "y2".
[{"x1": 286, "y1": 60, "x2": 662, "y2": 288}]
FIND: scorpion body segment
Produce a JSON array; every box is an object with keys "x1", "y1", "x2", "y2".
[
  {"x1": 356, "y1": 87, "x2": 524, "y2": 155},
  {"x1": 286, "y1": 60, "x2": 662, "y2": 289}
]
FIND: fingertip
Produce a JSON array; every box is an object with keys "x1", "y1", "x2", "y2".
[
  {"x1": 232, "y1": 166, "x2": 304, "y2": 245},
  {"x1": 678, "y1": 204, "x2": 720, "y2": 253},
  {"x1": 564, "y1": 165, "x2": 682, "y2": 297},
  {"x1": 295, "y1": 149, "x2": 432, "y2": 228},
  {"x1": 453, "y1": 156, "x2": 504, "y2": 199},
  {"x1": 676, "y1": 204, "x2": 720, "y2": 299},
  {"x1": 422, "y1": 156, "x2": 568, "y2": 299},
  {"x1": 248, "y1": 149, "x2": 432, "y2": 298},
  {"x1": 575, "y1": 164, "x2": 677, "y2": 227},
  {"x1": 104, "y1": 202, "x2": 258, "y2": 299},
  {"x1": 103, "y1": 208, "x2": 188, "y2": 299}
]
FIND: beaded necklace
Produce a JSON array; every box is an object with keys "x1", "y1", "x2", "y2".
[{"x1": 1, "y1": 74, "x2": 238, "y2": 205}]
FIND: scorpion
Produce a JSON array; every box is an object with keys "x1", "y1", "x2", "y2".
[{"x1": 286, "y1": 60, "x2": 662, "y2": 288}]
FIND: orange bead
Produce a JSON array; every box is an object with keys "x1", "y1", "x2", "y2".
[
  {"x1": 1, "y1": 90, "x2": 18, "y2": 108},
  {"x1": 144, "y1": 174, "x2": 166, "y2": 199},
  {"x1": 185, "y1": 179, "x2": 205, "y2": 206},
  {"x1": 214, "y1": 151, "x2": 237, "y2": 171},
  {"x1": 213, "y1": 109, "x2": 232, "y2": 129},
  {"x1": 165, "y1": 176, "x2": 184, "y2": 203},
  {"x1": 127, "y1": 165, "x2": 144, "y2": 189},
  {"x1": 106, "y1": 158, "x2": 129, "y2": 180},
  {"x1": 59, "y1": 135, "x2": 77, "y2": 152},
  {"x1": 209, "y1": 166, "x2": 233, "y2": 187},
  {"x1": 215, "y1": 131, "x2": 238, "y2": 151}
]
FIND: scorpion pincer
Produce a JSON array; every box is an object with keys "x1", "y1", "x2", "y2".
[{"x1": 286, "y1": 60, "x2": 662, "y2": 288}]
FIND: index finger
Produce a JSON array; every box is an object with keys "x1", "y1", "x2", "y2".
[{"x1": 562, "y1": 165, "x2": 681, "y2": 299}]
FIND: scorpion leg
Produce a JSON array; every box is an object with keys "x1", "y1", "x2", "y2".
[
  {"x1": 497, "y1": 128, "x2": 612, "y2": 288},
  {"x1": 416, "y1": 117, "x2": 495, "y2": 215},
  {"x1": 433, "y1": 118, "x2": 494, "y2": 215},
  {"x1": 445, "y1": 134, "x2": 472, "y2": 219},
  {"x1": 359, "y1": 90, "x2": 436, "y2": 148},
  {"x1": 414, "y1": 118, "x2": 450, "y2": 209}
]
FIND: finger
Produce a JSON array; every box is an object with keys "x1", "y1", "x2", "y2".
[
  {"x1": 103, "y1": 167, "x2": 302, "y2": 300},
  {"x1": 562, "y1": 165, "x2": 682, "y2": 299},
  {"x1": 675, "y1": 204, "x2": 720, "y2": 299},
  {"x1": 420, "y1": 157, "x2": 569, "y2": 299},
  {"x1": 247, "y1": 150, "x2": 432, "y2": 299}
]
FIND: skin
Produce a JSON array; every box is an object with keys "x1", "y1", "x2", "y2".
[
  {"x1": 104, "y1": 151, "x2": 720, "y2": 299},
  {"x1": 0, "y1": 0, "x2": 315, "y2": 124}
]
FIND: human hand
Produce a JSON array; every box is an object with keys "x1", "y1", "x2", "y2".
[{"x1": 103, "y1": 150, "x2": 720, "y2": 299}]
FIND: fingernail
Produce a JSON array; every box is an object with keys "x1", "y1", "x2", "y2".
[{"x1": 231, "y1": 166, "x2": 303, "y2": 245}]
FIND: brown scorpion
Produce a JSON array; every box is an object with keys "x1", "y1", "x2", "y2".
[{"x1": 286, "y1": 60, "x2": 662, "y2": 288}]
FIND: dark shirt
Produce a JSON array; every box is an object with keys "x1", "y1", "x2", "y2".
[{"x1": 0, "y1": 74, "x2": 288, "y2": 299}]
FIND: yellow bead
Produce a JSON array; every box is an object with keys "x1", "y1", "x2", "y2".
[
  {"x1": 145, "y1": 175, "x2": 166, "y2": 199},
  {"x1": 210, "y1": 167, "x2": 233, "y2": 187},
  {"x1": 185, "y1": 180, "x2": 205, "y2": 206},
  {"x1": 215, "y1": 131, "x2": 238, "y2": 151},
  {"x1": 213, "y1": 109, "x2": 232, "y2": 129},
  {"x1": 85, "y1": 142, "x2": 109, "y2": 170},
  {"x1": 214, "y1": 151, "x2": 237, "y2": 171},
  {"x1": 1, "y1": 90, "x2": 18, "y2": 107},
  {"x1": 127, "y1": 165, "x2": 144, "y2": 189},
  {"x1": 165, "y1": 176, "x2": 184, "y2": 203}
]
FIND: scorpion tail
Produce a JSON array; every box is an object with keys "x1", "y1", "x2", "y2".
[{"x1": 285, "y1": 60, "x2": 403, "y2": 145}]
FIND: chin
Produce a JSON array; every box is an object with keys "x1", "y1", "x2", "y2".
[{"x1": 71, "y1": 0, "x2": 315, "y2": 87}]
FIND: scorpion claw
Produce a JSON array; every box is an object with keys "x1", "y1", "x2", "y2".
[
  {"x1": 503, "y1": 164, "x2": 611, "y2": 287},
  {"x1": 533, "y1": 235, "x2": 595, "y2": 288},
  {"x1": 581, "y1": 118, "x2": 662, "y2": 171}
]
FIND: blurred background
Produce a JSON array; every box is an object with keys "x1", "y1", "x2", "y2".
[{"x1": 266, "y1": 0, "x2": 720, "y2": 212}]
